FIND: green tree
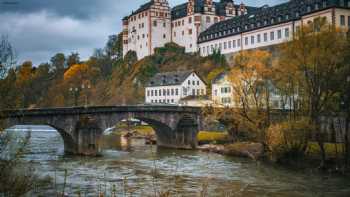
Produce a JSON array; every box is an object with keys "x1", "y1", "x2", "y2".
[
  {"x1": 50, "y1": 53, "x2": 66, "y2": 79},
  {"x1": 0, "y1": 35, "x2": 16, "y2": 78},
  {"x1": 67, "y1": 52, "x2": 80, "y2": 68},
  {"x1": 105, "y1": 33, "x2": 123, "y2": 60}
]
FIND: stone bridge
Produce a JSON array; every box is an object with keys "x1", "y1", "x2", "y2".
[{"x1": 0, "y1": 106, "x2": 203, "y2": 156}]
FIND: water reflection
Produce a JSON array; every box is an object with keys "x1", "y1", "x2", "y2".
[{"x1": 5, "y1": 126, "x2": 350, "y2": 196}]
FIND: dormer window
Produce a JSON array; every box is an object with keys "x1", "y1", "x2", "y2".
[
  {"x1": 340, "y1": 0, "x2": 345, "y2": 6},
  {"x1": 296, "y1": 12, "x2": 300, "y2": 17},
  {"x1": 323, "y1": 1, "x2": 327, "y2": 8},
  {"x1": 307, "y1": 6, "x2": 311, "y2": 12},
  {"x1": 285, "y1": 14, "x2": 289, "y2": 20},
  {"x1": 315, "y1": 3, "x2": 319, "y2": 10},
  {"x1": 278, "y1": 16, "x2": 281, "y2": 22},
  {"x1": 264, "y1": 20, "x2": 268, "y2": 25},
  {"x1": 251, "y1": 23, "x2": 254, "y2": 28},
  {"x1": 271, "y1": 18, "x2": 275, "y2": 24}
]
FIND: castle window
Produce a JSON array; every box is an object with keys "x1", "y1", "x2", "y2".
[
  {"x1": 229, "y1": 10, "x2": 233, "y2": 15},
  {"x1": 264, "y1": 33, "x2": 267, "y2": 42},
  {"x1": 251, "y1": 36, "x2": 254, "y2": 44},
  {"x1": 153, "y1": 20, "x2": 157, "y2": 27},
  {"x1": 270, "y1": 31, "x2": 275, "y2": 40},
  {"x1": 224, "y1": 42, "x2": 227, "y2": 49},
  {"x1": 245, "y1": 37, "x2": 248, "y2": 45},
  {"x1": 189, "y1": 17, "x2": 192, "y2": 24},
  {"x1": 233, "y1": 40, "x2": 236, "y2": 48},
  {"x1": 214, "y1": 17, "x2": 218, "y2": 23},
  {"x1": 285, "y1": 28, "x2": 289, "y2": 38},
  {"x1": 163, "y1": 34, "x2": 166, "y2": 39},
  {"x1": 174, "y1": 32, "x2": 176, "y2": 37},
  {"x1": 340, "y1": 0, "x2": 345, "y2": 6},
  {"x1": 277, "y1": 29, "x2": 282, "y2": 39},
  {"x1": 228, "y1": 41, "x2": 232, "y2": 48},
  {"x1": 340, "y1": 15, "x2": 346, "y2": 26},
  {"x1": 163, "y1": 22, "x2": 166, "y2": 27},
  {"x1": 206, "y1": 16, "x2": 211, "y2": 23},
  {"x1": 188, "y1": 29, "x2": 193, "y2": 35},
  {"x1": 182, "y1": 20, "x2": 184, "y2": 25},
  {"x1": 257, "y1": 34, "x2": 261, "y2": 43},
  {"x1": 315, "y1": 3, "x2": 319, "y2": 10},
  {"x1": 323, "y1": 1, "x2": 327, "y2": 7},
  {"x1": 307, "y1": 6, "x2": 311, "y2": 12},
  {"x1": 237, "y1": 38, "x2": 241, "y2": 47}
]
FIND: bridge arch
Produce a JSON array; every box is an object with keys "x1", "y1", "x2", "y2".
[{"x1": 4, "y1": 123, "x2": 77, "y2": 155}]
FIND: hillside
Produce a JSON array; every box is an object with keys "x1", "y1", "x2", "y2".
[{"x1": 103, "y1": 43, "x2": 228, "y2": 105}]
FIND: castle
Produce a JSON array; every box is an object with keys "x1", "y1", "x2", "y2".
[{"x1": 123, "y1": 0, "x2": 350, "y2": 59}]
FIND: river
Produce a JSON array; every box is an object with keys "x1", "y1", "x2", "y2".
[{"x1": 6, "y1": 126, "x2": 350, "y2": 197}]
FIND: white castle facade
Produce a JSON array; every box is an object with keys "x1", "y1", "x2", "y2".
[
  {"x1": 123, "y1": 0, "x2": 350, "y2": 60},
  {"x1": 123, "y1": 0, "x2": 253, "y2": 59}
]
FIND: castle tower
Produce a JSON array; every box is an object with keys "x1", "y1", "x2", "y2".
[{"x1": 122, "y1": 0, "x2": 171, "y2": 59}]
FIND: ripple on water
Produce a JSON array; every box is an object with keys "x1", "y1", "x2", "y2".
[{"x1": 9, "y1": 129, "x2": 350, "y2": 196}]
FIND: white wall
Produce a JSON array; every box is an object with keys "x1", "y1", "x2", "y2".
[{"x1": 145, "y1": 72, "x2": 207, "y2": 105}]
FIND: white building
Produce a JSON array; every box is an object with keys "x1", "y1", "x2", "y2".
[
  {"x1": 211, "y1": 72, "x2": 295, "y2": 109},
  {"x1": 198, "y1": 0, "x2": 350, "y2": 57},
  {"x1": 122, "y1": 0, "x2": 172, "y2": 59},
  {"x1": 145, "y1": 71, "x2": 207, "y2": 105},
  {"x1": 123, "y1": 0, "x2": 254, "y2": 59}
]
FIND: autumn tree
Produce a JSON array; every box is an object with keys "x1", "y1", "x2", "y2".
[
  {"x1": 276, "y1": 19, "x2": 349, "y2": 167},
  {"x1": 228, "y1": 50, "x2": 273, "y2": 140}
]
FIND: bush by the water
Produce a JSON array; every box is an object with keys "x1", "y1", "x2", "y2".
[{"x1": 266, "y1": 118, "x2": 315, "y2": 163}]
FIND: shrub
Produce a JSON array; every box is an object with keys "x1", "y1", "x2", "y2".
[{"x1": 266, "y1": 118, "x2": 315, "y2": 163}]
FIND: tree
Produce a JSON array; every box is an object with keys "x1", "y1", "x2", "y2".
[
  {"x1": 67, "y1": 52, "x2": 80, "y2": 68},
  {"x1": 105, "y1": 33, "x2": 123, "y2": 60},
  {"x1": 228, "y1": 50, "x2": 273, "y2": 141},
  {"x1": 50, "y1": 53, "x2": 66, "y2": 78},
  {"x1": 276, "y1": 19, "x2": 348, "y2": 168},
  {"x1": 0, "y1": 35, "x2": 16, "y2": 78}
]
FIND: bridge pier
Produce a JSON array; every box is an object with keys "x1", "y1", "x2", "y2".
[
  {"x1": 73, "y1": 117, "x2": 102, "y2": 156},
  {"x1": 155, "y1": 115, "x2": 198, "y2": 149}
]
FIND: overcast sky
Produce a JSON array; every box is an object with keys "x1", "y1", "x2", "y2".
[{"x1": 0, "y1": 0, "x2": 285, "y2": 65}]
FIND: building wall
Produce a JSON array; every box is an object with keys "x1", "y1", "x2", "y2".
[
  {"x1": 145, "y1": 72, "x2": 207, "y2": 104},
  {"x1": 145, "y1": 85, "x2": 182, "y2": 104},
  {"x1": 199, "y1": 8, "x2": 350, "y2": 57},
  {"x1": 150, "y1": 3, "x2": 172, "y2": 55},
  {"x1": 180, "y1": 73, "x2": 207, "y2": 98}
]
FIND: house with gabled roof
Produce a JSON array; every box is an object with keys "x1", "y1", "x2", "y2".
[{"x1": 145, "y1": 70, "x2": 207, "y2": 105}]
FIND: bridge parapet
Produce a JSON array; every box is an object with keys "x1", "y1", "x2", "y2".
[{"x1": 0, "y1": 106, "x2": 204, "y2": 155}]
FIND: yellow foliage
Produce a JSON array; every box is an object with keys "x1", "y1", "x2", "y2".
[
  {"x1": 64, "y1": 63, "x2": 90, "y2": 81},
  {"x1": 197, "y1": 131, "x2": 228, "y2": 142}
]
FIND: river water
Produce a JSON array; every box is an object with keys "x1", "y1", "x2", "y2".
[{"x1": 6, "y1": 126, "x2": 350, "y2": 197}]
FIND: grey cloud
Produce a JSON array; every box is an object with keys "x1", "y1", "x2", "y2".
[{"x1": 0, "y1": 0, "x2": 286, "y2": 65}]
